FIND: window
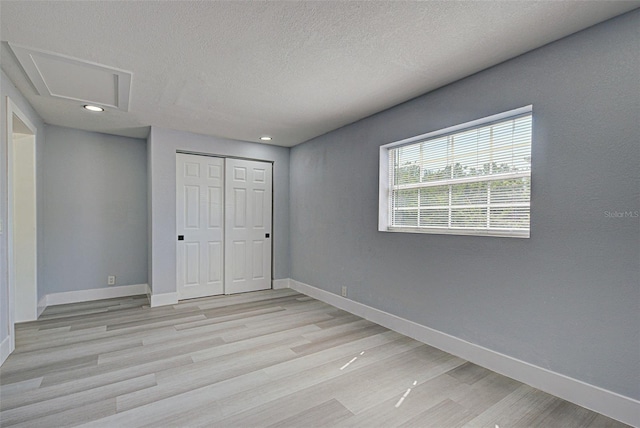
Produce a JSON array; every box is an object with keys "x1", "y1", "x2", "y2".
[{"x1": 379, "y1": 106, "x2": 532, "y2": 238}]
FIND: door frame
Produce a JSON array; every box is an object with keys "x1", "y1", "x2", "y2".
[
  {"x1": 175, "y1": 150, "x2": 275, "y2": 299},
  {"x1": 5, "y1": 97, "x2": 38, "y2": 360}
]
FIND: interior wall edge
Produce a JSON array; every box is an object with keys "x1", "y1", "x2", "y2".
[
  {"x1": 0, "y1": 335, "x2": 10, "y2": 366},
  {"x1": 272, "y1": 278, "x2": 291, "y2": 289},
  {"x1": 37, "y1": 294, "x2": 46, "y2": 318},
  {"x1": 0, "y1": 73, "x2": 46, "y2": 365},
  {"x1": 150, "y1": 291, "x2": 179, "y2": 308}
]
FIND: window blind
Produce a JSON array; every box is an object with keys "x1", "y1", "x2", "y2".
[{"x1": 388, "y1": 113, "x2": 532, "y2": 237}]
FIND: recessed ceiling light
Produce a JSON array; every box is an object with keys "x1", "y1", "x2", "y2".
[
  {"x1": 260, "y1": 136, "x2": 272, "y2": 141},
  {"x1": 83, "y1": 105, "x2": 104, "y2": 112}
]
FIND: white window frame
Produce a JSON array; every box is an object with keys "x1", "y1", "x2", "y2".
[{"x1": 379, "y1": 105, "x2": 532, "y2": 238}]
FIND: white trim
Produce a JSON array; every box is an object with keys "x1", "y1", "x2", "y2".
[
  {"x1": 378, "y1": 106, "x2": 533, "y2": 238},
  {"x1": 289, "y1": 279, "x2": 640, "y2": 427},
  {"x1": 378, "y1": 145, "x2": 390, "y2": 231},
  {"x1": 0, "y1": 336, "x2": 11, "y2": 366},
  {"x1": 150, "y1": 292, "x2": 178, "y2": 307},
  {"x1": 387, "y1": 226, "x2": 530, "y2": 239},
  {"x1": 5, "y1": 97, "x2": 38, "y2": 362},
  {"x1": 37, "y1": 294, "x2": 47, "y2": 318},
  {"x1": 45, "y1": 284, "x2": 149, "y2": 307},
  {"x1": 380, "y1": 105, "x2": 533, "y2": 151},
  {"x1": 272, "y1": 278, "x2": 291, "y2": 290}
]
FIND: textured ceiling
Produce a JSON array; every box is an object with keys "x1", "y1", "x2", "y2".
[{"x1": 1, "y1": 1, "x2": 638, "y2": 147}]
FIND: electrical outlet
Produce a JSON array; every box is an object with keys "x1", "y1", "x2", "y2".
[
  {"x1": 107, "y1": 275, "x2": 116, "y2": 286},
  {"x1": 341, "y1": 286, "x2": 347, "y2": 297}
]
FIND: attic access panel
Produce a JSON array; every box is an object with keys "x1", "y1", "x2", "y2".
[{"x1": 8, "y1": 42, "x2": 132, "y2": 111}]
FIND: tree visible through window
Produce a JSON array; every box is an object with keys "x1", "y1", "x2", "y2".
[{"x1": 381, "y1": 107, "x2": 532, "y2": 238}]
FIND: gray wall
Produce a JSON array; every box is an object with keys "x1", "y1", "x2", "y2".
[
  {"x1": 148, "y1": 126, "x2": 290, "y2": 296},
  {"x1": 41, "y1": 125, "x2": 147, "y2": 294},
  {"x1": 0, "y1": 70, "x2": 45, "y2": 345},
  {"x1": 290, "y1": 11, "x2": 640, "y2": 400}
]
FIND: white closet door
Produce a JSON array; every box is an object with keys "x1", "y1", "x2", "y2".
[
  {"x1": 224, "y1": 158, "x2": 272, "y2": 294},
  {"x1": 176, "y1": 154, "x2": 225, "y2": 299}
]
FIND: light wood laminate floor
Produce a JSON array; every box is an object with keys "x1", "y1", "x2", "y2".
[{"x1": 0, "y1": 289, "x2": 629, "y2": 427}]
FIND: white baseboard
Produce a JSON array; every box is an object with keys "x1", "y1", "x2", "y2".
[
  {"x1": 289, "y1": 279, "x2": 639, "y2": 427},
  {"x1": 37, "y1": 294, "x2": 47, "y2": 318},
  {"x1": 45, "y1": 284, "x2": 149, "y2": 307},
  {"x1": 0, "y1": 335, "x2": 11, "y2": 366},
  {"x1": 150, "y1": 291, "x2": 178, "y2": 307},
  {"x1": 272, "y1": 278, "x2": 291, "y2": 290}
]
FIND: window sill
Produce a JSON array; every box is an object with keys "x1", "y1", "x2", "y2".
[{"x1": 381, "y1": 226, "x2": 530, "y2": 239}]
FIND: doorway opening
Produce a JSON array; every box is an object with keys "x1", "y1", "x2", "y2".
[{"x1": 5, "y1": 97, "x2": 38, "y2": 361}]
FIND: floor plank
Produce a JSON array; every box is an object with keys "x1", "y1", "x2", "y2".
[{"x1": 0, "y1": 290, "x2": 631, "y2": 428}]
